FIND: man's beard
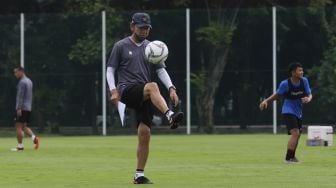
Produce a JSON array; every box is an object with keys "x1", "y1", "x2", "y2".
[{"x1": 134, "y1": 33, "x2": 146, "y2": 42}]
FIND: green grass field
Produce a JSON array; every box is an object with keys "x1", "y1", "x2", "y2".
[{"x1": 0, "y1": 134, "x2": 335, "y2": 188}]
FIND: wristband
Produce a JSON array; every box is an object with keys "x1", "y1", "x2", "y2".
[{"x1": 169, "y1": 86, "x2": 176, "y2": 91}]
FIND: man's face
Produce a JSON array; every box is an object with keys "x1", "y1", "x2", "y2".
[
  {"x1": 292, "y1": 67, "x2": 304, "y2": 78},
  {"x1": 130, "y1": 24, "x2": 150, "y2": 42},
  {"x1": 14, "y1": 69, "x2": 23, "y2": 79}
]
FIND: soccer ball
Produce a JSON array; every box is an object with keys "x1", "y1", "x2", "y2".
[{"x1": 145, "y1": 40, "x2": 169, "y2": 64}]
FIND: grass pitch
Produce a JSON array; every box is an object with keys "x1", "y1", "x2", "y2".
[{"x1": 0, "y1": 134, "x2": 335, "y2": 188}]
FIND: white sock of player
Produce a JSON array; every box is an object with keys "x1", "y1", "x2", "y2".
[
  {"x1": 135, "y1": 169, "x2": 144, "y2": 179},
  {"x1": 17, "y1": 143, "x2": 24, "y2": 148},
  {"x1": 31, "y1": 135, "x2": 36, "y2": 141},
  {"x1": 165, "y1": 110, "x2": 174, "y2": 121}
]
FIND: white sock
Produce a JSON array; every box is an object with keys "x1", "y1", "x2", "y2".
[
  {"x1": 165, "y1": 110, "x2": 174, "y2": 121},
  {"x1": 135, "y1": 170, "x2": 144, "y2": 179},
  {"x1": 17, "y1": 143, "x2": 24, "y2": 148},
  {"x1": 31, "y1": 135, "x2": 36, "y2": 141}
]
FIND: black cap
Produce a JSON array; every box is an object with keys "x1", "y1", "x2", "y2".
[{"x1": 131, "y1": 12, "x2": 152, "y2": 28}]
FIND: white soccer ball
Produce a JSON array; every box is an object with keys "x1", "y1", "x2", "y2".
[{"x1": 145, "y1": 40, "x2": 169, "y2": 64}]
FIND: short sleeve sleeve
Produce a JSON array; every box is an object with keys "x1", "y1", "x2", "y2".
[
  {"x1": 303, "y1": 77, "x2": 312, "y2": 94},
  {"x1": 276, "y1": 80, "x2": 288, "y2": 96},
  {"x1": 107, "y1": 42, "x2": 121, "y2": 69}
]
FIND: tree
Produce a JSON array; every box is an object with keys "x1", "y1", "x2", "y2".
[
  {"x1": 0, "y1": 15, "x2": 20, "y2": 125},
  {"x1": 191, "y1": 1, "x2": 240, "y2": 133},
  {"x1": 67, "y1": 3, "x2": 124, "y2": 133},
  {"x1": 0, "y1": 1, "x2": 124, "y2": 132},
  {"x1": 308, "y1": 2, "x2": 336, "y2": 122}
]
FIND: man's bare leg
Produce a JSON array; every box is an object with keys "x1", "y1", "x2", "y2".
[
  {"x1": 23, "y1": 124, "x2": 34, "y2": 137},
  {"x1": 143, "y1": 82, "x2": 183, "y2": 129},
  {"x1": 24, "y1": 124, "x2": 39, "y2": 149},
  {"x1": 285, "y1": 128, "x2": 300, "y2": 162},
  {"x1": 143, "y1": 82, "x2": 169, "y2": 114},
  {"x1": 134, "y1": 123, "x2": 153, "y2": 184},
  {"x1": 13, "y1": 122, "x2": 25, "y2": 151},
  {"x1": 15, "y1": 123, "x2": 24, "y2": 145},
  {"x1": 136, "y1": 123, "x2": 150, "y2": 172}
]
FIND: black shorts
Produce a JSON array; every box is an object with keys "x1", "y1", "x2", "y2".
[
  {"x1": 121, "y1": 84, "x2": 153, "y2": 128},
  {"x1": 283, "y1": 114, "x2": 302, "y2": 135},
  {"x1": 14, "y1": 110, "x2": 31, "y2": 123}
]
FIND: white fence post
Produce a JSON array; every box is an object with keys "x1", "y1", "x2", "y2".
[
  {"x1": 20, "y1": 13, "x2": 25, "y2": 68},
  {"x1": 272, "y1": 6, "x2": 277, "y2": 135},
  {"x1": 186, "y1": 8, "x2": 191, "y2": 135},
  {"x1": 102, "y1": 11, "x2": 107, "y2": 136}
]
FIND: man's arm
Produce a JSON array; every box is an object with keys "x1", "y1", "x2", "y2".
[
  {"x1": 156, "y1": 68, "x2": 179, "y2": 106},
  {"x1": 156, "y1": 68, "x2": 173, "y2": 90},
  {"x1": 106, "y1": 67, "x2": 116, "y2": 91},
  {"x1": 259, "y1": 93, "x2": 279, "y2": 111},
  {"x1": 302, "y1": 78, "x2": 312, "y2": 103},
  {"x1": 16, "y1": 82, "x2": 26, "y2": 116},
  {"x1": 106, "y1": 67, "x2": 119, "y2": 105},
  {"x1": 260, "y1": 80, "x2": 287, "y2": 111},
  {"x1": 106, "y1": 42, "x2": 121, "y2": 105},
  {"x1": 302, "y1": 94, "x2": 312, "y2": 103}
]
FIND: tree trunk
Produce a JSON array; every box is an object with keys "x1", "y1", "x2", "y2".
[
  {"x1": 196, "y1": 94, "x2": 213, "y2": 133},
  {"x1": 196, "y1": 48, "x2": 230, "y2": 133},
  {"x1": 195, "y1": 4, "x2": 240, "y2": 133}
]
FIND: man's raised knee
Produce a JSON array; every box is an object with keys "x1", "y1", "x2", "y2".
[{"x1": 145, "y1": 82, "x2": 159, "y2": 93}]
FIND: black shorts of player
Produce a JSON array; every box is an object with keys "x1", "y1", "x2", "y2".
[
  {"x1": 121, "y1": 84, "x2": 153, "y2": 128},
  {"x1": 14, "y1": 110, "x2": 31, "y2": 123},
  {"x1": 283, "y1": 113, "x2": 302, "y2": 135}
]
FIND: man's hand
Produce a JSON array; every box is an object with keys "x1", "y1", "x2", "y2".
[
  {"x1": 16, "y1": 109, "x2": 22, "y2": 117},
  {"x1": 259, "y1": 100, "x2": 268, "y2": 111},
  {"x1": 169, "y1": 87, "x2": 179, "y2": 107},
  {"x1": 301, "y1": 96, "x2": 311, "y2": 104},
  {"x1": 110, "y1": 89, "x2": 120, "y2": 106}
]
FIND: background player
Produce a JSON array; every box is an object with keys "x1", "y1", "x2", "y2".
[
  {"x1": 106, "y1": 12, "x2": 183, "y2": 184},
  {"x1": 12, "y1": 66, "x2": 39, "y2": 151},
  {"x1": 259, "y1": 62, "x2": 312, "y2": 164}
]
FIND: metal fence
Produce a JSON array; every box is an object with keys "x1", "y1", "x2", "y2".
[{"x1": 0, "y1": 7, "x2": 333, "y2": 135}]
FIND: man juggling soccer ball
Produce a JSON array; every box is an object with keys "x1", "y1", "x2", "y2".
[
  {"x1": 259, "y1": 62, "x2": 312, "y2": 164},
  {"x1": 106, "y1": 12, "x2": 184, "y2": 184}
]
